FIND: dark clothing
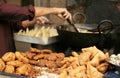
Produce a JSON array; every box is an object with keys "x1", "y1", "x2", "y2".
[{"x1": 0, "y1": 0, "x2": 35, "y2": 56}]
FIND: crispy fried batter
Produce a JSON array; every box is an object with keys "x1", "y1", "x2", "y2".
[
  {"x1": 22, "y1": 51, "x2": 36, "y2": 59},
  {"x1": 15, "y1": 51, "x2": 29, "y2": 63},
  {"x1": 33, "y1": 54, "x2": 46, "y2": 60},
  {"x1": 40, "y1": 49, "x2": 52, "y2": 54},
  {"x1": 2, "y1": 52, "x2": 15, "y2": 62},
  {"x1": 96, "y1": 62, "x2": 109, "y2": 74},
  {"x1": 87, "y1": 63, "x2": 104, "y2": 78},
  {"x1": 30, "y1": 47, "x2": 41, "y2": 53},
  {"x1": 0, "y1": 59, "x2": 5, "y2": 72},
  {"x1": 16, "y1": 64, "x2": 34, "y2": 76},
  {"x1": 4, "y1": 65, "x2": 15, "y2": 74},
  {"x1": 38, "y1": 59, "x2": 48, "y2": 67},
  {"x1": 7, "y1": 60, "x2": 23, "y2": 67},
  {"x1": 29, "y1": 60, "x2": 39, "y2": 66},
  {"x1": 46, "y1": 60, "x2": 57, "y2": 68}
]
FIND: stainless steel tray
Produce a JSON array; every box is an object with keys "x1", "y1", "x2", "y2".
[
  {"x1": 0, "y1": 72, "x2": 29, "y2": 78},
  {"x1": 14, "y1": 33, "x2": 58, "y2": 45}
]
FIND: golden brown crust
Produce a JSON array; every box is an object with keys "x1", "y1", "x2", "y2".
[
  {"x1": 2, "y1": 52, "x2": 15, "y2": 62},
  {"x1": 4, "y1": 65, "x2": 15, "y2": 74},
  {"x1": 0, "y1": 59, "x2": 5, "y2": 72},
  {"x1": 15, "y1": 51, "x2": 29, "y2": 63},
  {"x1": 6, "y1": 60, "x2": 23, "y2": 67}
]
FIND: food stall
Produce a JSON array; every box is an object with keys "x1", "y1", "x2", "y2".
[{"x1": 0, "y1": 0, "x2": 120, "y2": 78}]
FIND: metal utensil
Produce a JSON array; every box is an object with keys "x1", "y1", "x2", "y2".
[{"x1": 66, "y1": 19, "x2": 80, "y2": 32}]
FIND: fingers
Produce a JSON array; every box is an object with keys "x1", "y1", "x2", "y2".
[
  {"x1": 63, "y1": 11, "x2": 72, "y2": 20},
  {"x1": 55, "y1": 8, "x2": 72, "y2": 20},
  {"x1": 36, "y1": 16, "x2": 49, "y2": 25}
]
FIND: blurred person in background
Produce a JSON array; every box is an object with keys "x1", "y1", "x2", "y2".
[{"x1": 0, "y1": 0, "x2": 72, "y2": 56}]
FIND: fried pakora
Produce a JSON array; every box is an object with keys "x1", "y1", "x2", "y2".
[
  {"x1": 2, "y1": 52, "x2": 15, "y2": 62},
  {"x1": 7, "y1": 60, "x2": 23, "y2": 67},
  {"x1": 15, "y1": 51, "x2": 29, "y2": 63},
  {"x1": 4, "y1": 65, "x2": 15, "y2": 74},
  {"x1": 0, "y1": 59, "x2": 5, "y2": 72}
]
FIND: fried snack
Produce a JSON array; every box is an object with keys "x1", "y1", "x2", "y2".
[
  {"x1": 16, "y1": 64, "x2": 35, "y2": 76},
  {"x1": 33, "y1": 54, "x2": 46, "y2": 60},
  {"x1": 68, "y1": 66, "x2": 86, "y2": 78},
  {"x1": 59, "y1": 70, "x2": 68, "y2": 78},
  {"x1": 38, "y1": 59, "x2": 48, "y2": 67},
  {"x1": 4, "y1": 65, "x2": 15, "y2": 73},
  {"x1": 30, "y1": 47, "x2": 53, "y2": 54},
  {"x1": 96, "y1": 62, "x2": 109, "y2": 73},
  {"x1": 44, "y1": 53, "x2": 58, "y2": 61},
  {"x1": 89, "y1": 50, "x2": 107, "y2": 67},
  {"x1": 78, "y1": 52, "x2": 91, "y2": 65},
  {"x1": 40, "y1": 49, "x2": 53, "y2": 54},
  {"x1": 22, "y1": 51, "x2": 36, "y2": 59},
  {"x1": 29, "y1": 60, "x2": 39, "y2": 66},
  {"x1": 7, "y1": 60, "x2": 23, "y2": 67},
  {"x1": 0, "y1": 59, "x2": 5, "y2": 72},
  {"x1": 81, "y1": 46, "x2": 98, "y2": 59},
  {"x1": 15, "y1": 51, "x2": 29, "y2": 63},
  {"x1": 45, "y1": 60, "x2": 57, "y2": 68},
  {"x1": 72, "y1": 51, "x2": 79, "y2": 57},
  {"x1": 56, "y1": 53, "x2": 65, "y2": 59},
  {"x1": 2, "y1": 52, "x2": 15, "y2": 62},
  {"x1": 87, "y1": 63, "x2": 103, "y2": 78},
  {"x1": 30, "y1": 47, "x2": 41, "y2": 53}
]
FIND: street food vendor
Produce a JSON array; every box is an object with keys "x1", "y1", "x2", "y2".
[{"x1": 0, "y1": 0, "x2": 72, "y2": 56}]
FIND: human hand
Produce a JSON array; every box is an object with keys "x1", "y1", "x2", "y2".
[
  {"x1": 53, "y1": 8, "x2": 72, "y2": 20},
  {"x1": 36, "y1": 16, "x2": 49, "y2": 25}
]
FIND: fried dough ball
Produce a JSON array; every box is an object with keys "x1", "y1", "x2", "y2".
[
  {"x1": 16, "y1": 64, "x2": 34, "y2": 75},
  {"x1": 15, "y1": 51, "x2": 29, "y2": 63},
  {"x1": 7, "y1": 60, "x2": 23, "y2": 67},
  {"x1": 0, "y1": 59, "x2": 5, "y2": 72},
  {"x1": 4, "y1": 65, "x2": 15, "y2": 74},
  {"x1": 2, "y1": 52, "x2": 15, "y2": 62}
]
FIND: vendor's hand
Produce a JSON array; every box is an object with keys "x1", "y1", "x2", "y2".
[
  {"x1": 53, "y1": 8, "x2": 72, "y2": 20},
  {"x1": 36, "y1": 16, "x2": 49, "y2": 25}
]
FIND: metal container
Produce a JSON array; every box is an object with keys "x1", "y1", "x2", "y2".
[
  {"x1": 14, "y1": 33, "x2": 58, "y2": 45},
  {"x1": 0, "y1": 72, "x2": 28, "y2": 78}
]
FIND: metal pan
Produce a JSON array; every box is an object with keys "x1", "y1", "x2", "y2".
[{"x1": 57, "y1": 20, "x2": 113, "y2": 50}]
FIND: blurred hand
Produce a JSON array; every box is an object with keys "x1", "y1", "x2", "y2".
[
  {"x1": 53, "y1": 8, "x2": 72, "y2": 20},
  {"x1": 36, "y1": 16, "x2": 49, "y2": 25}
]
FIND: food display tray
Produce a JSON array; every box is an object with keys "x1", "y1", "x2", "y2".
[
  {"x1": 14, "y1": 33, "x2": 58, "y2": 45},
  {"x1": 0, "y1": 72, "x2": 29, "y2": 78}
]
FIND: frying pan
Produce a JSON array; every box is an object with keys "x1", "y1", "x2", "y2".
[{"x1": 57, "y1": 19, "x2": 113, "y2": 50}]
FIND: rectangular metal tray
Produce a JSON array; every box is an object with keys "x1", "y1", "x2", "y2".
[
  {"x1": 14, "y1": 33, "x2": 58, "y2": 45},
  {"x1": 0, "y1": 72, "x2": 29, "y2": 78}
]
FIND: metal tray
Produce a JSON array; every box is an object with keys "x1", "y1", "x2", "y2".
[
  {"x1": 14, "y1": 33, "x2": 58, "y2": 45},
  {"x1": 0, "y1": 72, "x2": 29, "y2": 78}
]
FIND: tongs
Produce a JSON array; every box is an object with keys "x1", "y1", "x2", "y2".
[{"x1": 66, "y1": 19, "x2": 80, "y2": 32}]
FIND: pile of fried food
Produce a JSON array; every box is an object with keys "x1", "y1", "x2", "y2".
[
  {"x1": 0, "y1": 46, "x2": 110, "y2": 78},
  {"x1": 58, "y1": 46, "x2": 109, "y2": 78},
  {"x1": 17, "y1": 25, "x2": 58, "y2": 38}
]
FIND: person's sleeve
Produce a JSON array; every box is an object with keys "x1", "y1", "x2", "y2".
[{"x1": 0, "y1": 3, "x2": 35, "y2": 21}]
